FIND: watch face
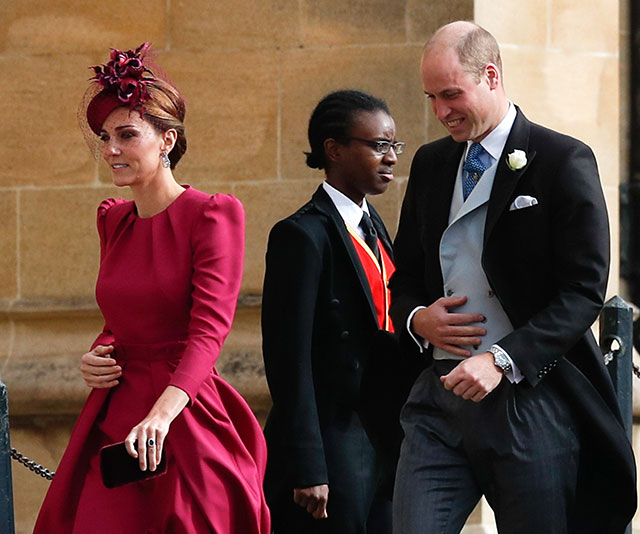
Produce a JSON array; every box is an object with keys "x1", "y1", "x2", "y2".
[{"x1": 492, "y1": 351, "x2": 511, "y2": 373}]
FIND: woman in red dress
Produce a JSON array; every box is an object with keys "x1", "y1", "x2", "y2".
[{"x1": 34, "y1": 43, "x2": 270, "y2": 534}]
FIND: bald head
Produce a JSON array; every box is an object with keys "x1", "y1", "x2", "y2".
[
  {"x1": 426, "y1": 21, "x2": 476, "y2": 50},
  {"x1": 420, "y1": 21, "x2": 508, "y2": 142},
  {"x1": 425, "y1": 21, "x2": 503, "y2": 83}
]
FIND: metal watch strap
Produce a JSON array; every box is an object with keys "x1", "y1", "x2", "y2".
[{"x1": 489, "y1": 346, "x2": 512, "y2": 375}]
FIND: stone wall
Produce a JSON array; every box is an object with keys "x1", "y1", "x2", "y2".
[
  {"x1": 0, "y1": 0, "x2": 627, "y2": 532},
  {"x1": 477, "y1": 0, "x2": 621, "y2": 294}
]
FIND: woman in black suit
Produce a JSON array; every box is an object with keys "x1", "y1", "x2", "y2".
[{"x1": 261, "y1": 90, "x2": 405, "y2": 534}]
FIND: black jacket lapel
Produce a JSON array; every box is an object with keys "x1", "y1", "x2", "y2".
[
  {"x1": 430, "y1": 140, "x2": 463, "y2": 235},
  {"x1": 484, "y1": 107, "x2": 537, "y2": 245},
  {"x1": 425, "y1": 140, "x2": 465, "y2": 296},
  {"x1": 311, "y1": 186, "x2": 379, "y2": 324}
]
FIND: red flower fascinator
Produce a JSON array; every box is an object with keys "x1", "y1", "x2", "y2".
[{"x1": 85, "y1": 42, "x2": 157, "y2": 135}]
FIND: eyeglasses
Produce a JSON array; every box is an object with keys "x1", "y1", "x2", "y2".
[{"x1": 345, "y1": 137, "x2": 406, "y2": 155}]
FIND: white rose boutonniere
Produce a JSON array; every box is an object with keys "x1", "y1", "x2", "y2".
[{"x1": 506, "y1": 149, "x2": 527, "y2": 171}]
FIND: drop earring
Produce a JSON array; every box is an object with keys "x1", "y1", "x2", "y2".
[{"x1": 160, "y1": 151, "x2": 171, "y2": 168}]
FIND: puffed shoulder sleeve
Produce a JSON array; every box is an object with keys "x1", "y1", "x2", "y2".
[
  {"x1": 169, "y1": 194, "x2": 245, "y2": 403},
  {"x1": 92, "y1": 198, "x2": 126, "y2": 350},
  {"x1": 96, "y1": 198, "x2": 127, "y2": 256}
]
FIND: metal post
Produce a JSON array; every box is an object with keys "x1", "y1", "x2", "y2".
[
  {"x1": 599, "y1": 296, "x2": 633, "y2": 534},
  {"x1": 599, "y1": 295, "x2": 634, "y2": 440},
  {"x1": 0, "y1": 380, "x2": 15, "y2": 534}
]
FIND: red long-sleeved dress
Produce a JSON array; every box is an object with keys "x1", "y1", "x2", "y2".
[{"x1": 34, "y1": 186, "x2": 270, "y2": 533}]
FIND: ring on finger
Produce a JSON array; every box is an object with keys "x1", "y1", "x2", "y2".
[{"x1": 147, "y1": 438, "x2": 155, "y2": 448}]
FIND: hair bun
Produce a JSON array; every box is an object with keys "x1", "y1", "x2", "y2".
[{"x1": 305, "y1": 151, "x2": 324, "y2": 170}]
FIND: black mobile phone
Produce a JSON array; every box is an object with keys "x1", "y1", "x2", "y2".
[{"x1": 99, "y1": 441, "x2": 167, "y2": 489}]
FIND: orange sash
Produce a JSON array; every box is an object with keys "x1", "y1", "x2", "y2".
[{"x1": 347, "y1": 226, "x2": 395, "y2": 332}]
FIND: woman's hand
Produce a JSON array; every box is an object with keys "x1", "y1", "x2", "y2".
[
  {"x1": 124, "y1": 385, "x2": 189, "y2": 471},
  {"x1": 80, "y1": 345, "x2": 121, "y2": 388}
]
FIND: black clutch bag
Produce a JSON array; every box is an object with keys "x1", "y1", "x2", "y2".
[{"x1": 99, "y1": 441, "x2": 167, "y2": 489}]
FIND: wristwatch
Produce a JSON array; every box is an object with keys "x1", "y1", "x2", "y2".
[{"x1": 489, "y1": 346, "x2": 512, "y2": 375}]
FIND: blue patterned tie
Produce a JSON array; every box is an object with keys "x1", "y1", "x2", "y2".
[{"x1": 462, "y1": 142, "x2": 488, "y2": 200}]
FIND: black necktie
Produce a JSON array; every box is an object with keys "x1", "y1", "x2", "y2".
[{"x1": 360, "y1": 212, "x2": 380, "y2": 262}]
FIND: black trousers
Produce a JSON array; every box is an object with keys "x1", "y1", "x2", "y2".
[
  {"x1": 268, "y1": 409, "x2": 392, "y2": 534},
  {"x1": 393, "y1": 360, "x2": 580, "y2": 534}
]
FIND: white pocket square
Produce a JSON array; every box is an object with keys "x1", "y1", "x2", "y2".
[{"x1": 509, "y1": 195, "x2": 538, "y2": 211}]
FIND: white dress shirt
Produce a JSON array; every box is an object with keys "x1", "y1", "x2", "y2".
[{"x1": 322, "y1": 181, "x2": 371, "y2": 238}]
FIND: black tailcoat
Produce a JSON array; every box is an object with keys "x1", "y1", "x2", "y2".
[
  {"x1": 262, "y1": 186, "x2": 410, "y2": 530},
  {"x1": 389, "y1": 108, "x2": 637, "y2": 532}
]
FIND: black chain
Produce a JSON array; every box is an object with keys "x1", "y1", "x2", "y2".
[
  {"x1": 605, "y1": 349, "x2": 640, "y2": 380},
  {"x1": 10, "y1": 447, "x2": 55, "y2": 480},
  {"x1": 606, "y1": 349, "x2": 640, "y2": 379}
]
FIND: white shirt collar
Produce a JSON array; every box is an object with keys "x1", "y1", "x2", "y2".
[
  {"x1": 465, "y1": 101, "x2": 517, "y2": 162},
  {"x1": 322, "y1": 181, "x2": 369, "y2": 237}
]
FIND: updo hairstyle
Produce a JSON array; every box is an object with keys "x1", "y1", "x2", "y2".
[
  {"x1": 143, "y1": 80, "x2": 187, "y2": 169},
  {"x1": 305, "y1": 89, "x2": 390, "y2": 170},
  {"x1": 83, "y1": 42, "x2": 187, "y2": 169}
]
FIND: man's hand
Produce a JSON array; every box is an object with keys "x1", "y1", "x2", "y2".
[
  {"x1": 440, "y1": 352, "x2": 503, "y2": 402},
  {"x1": 293, "y1": 484, "x2": 329, "y2": 519},
  {"x1": 412, "y1": 296, "x2": 486, "y2": 357}
]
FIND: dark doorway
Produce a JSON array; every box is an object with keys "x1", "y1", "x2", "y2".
[{"x1": 621, "y1": 2, "x2": 640, "y2": 308}]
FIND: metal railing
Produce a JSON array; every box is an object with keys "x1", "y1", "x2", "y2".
[
  {"x1": 0, "y1": 380, "x2": 15, "y2": 534},
  {"x1": 599, "y1": 296, "x2": 634, "y2": 442}
]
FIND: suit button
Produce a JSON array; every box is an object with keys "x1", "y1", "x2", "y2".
[
  {"x1": 340, "y1": 330, "x2": 350, "y2": 340},
  {"x1": 446, "y1": 289, "x2": 454, "y2": 297},
  {"x1": 350, "y1": 360, "x2": 360, "y2": 370},
  {"x1": 330, "y1": 298, "x2": 340, "y2": 309},
  {"x1": 487, "y1": 290, "x2": 495, "y2": 298}
]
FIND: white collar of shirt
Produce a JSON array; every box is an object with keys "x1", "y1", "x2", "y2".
[
  {"x1": 322, "y1": 181, "x2": 369, "y2": 239},
  {"x1": 463, "y1": 102, "x2": 517, "y2": 163}
]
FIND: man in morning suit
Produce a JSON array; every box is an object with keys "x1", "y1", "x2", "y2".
[
  {"x1": 262, "y1": 90, "x2": 405, "y2": 533},
  {"x1": 389, "y1": 21, "x2": 636, "y2": 534}
]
